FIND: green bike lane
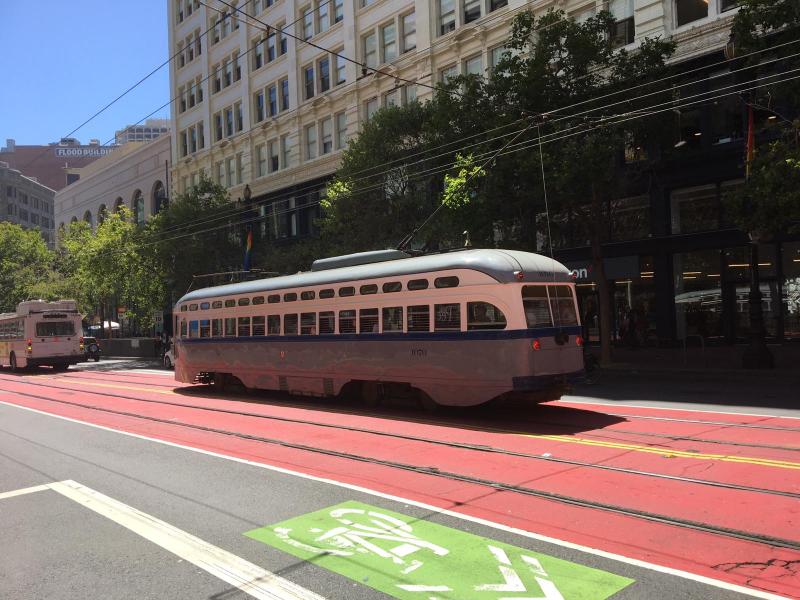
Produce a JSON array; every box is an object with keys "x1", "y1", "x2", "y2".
[{"x1": 0, "y1": 399, "x2": 789, "y2": 600}]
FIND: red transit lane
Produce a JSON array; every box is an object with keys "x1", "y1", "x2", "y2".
[{"x1": 0, "y1": 370, "x2": 798, "y2": 598}]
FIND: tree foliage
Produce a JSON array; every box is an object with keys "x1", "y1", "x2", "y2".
[{"x1": 0, "y1": 223, "x2": 58, "y2": 312}]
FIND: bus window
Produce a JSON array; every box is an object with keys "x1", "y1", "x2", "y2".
[
  {"x1": 284, "y1": 293, "x2": 298, "y2": 302},
  {"x1": 199, "y1": 320, "x2": 211, "y2": 337},
  {"x1": 252, "y1": 316, "x2": 266, "y2": 335},
  {"x1": 253, "y1": 296, "x2": 265, "y2": 305},
  {"x1": 301, "y1": 291, "x2": 315, "y2": 301},
  {"x1": 284, "y1": 314, "x2": 298, "y2": 335},
  {"x1": 301, "y1": 313, "x2": 316, "y2": 334},
  {"x1": 212, "y1": 301, "x2": 223, "y2": 309},
  {"x1": 268, "y1": 295, "x2": 280, "y2": 304},
  {"x1": 180, "y1": 320, "x2": 187, "y2": 337},
  {"x1": 359, "y1": 308, "x2": 379, "y2": 333},
  {"x1": 35, "y1": 321, "x2": 76, "y2": 337},
  {"x1": 319, "y1": 289, "x2": 335, "y2": 299},
  {"x1": 467, "y1": 302, "x2": 507, "y2": 330},
  {"x1": 339, "y1": 310, "x2": 356, "y2": 334},
  {"x1": 522, "y1": 286, "x2": 553, "y2": 328},
  {"x1": 319, "y1": 311, "x2": 335, "y2": 334},
  {"x1": 238, "y1": 298, "x2": 250, "y2": 307},
  {"x1": 238, "y1": 317, "x2": 251, "y2": 337},
  {"x1": 212, "y1": 319, "x2": 223, "y2": 337},
  {"x1": 435, "y1": 276, "x2": 459, "y2": 288},
  {"x1": 225, "y1": 299, "x2": 236, "y2": 308},
  {"x1": 360, "y1": 284, "x2": 378, "y2": 295},
  {"x1": 382, "y1": 307, "x2": 403, "y2": 332},
  {"x1": 434, "y1": 303, "x2": 461, "y2": 331},
  {"x1": 339, "y1": 286, "x2": 355, "y2": 297},
  {"x1": 189, "y1": 321, "x2": 199, "y2": 337},
  {"x1": 200, "y1": 302, "x2": 210, "y2": 310},
  {"x1": 267, "y1": 315, "x2": 281, "y2": 334},
  {"x1": 407, "y1": 279, "x2": 428, "y2": 291},
  {"x1": 549, "y1": 285, "x2": 579, "y2": 325},
  {"x1": 407, "y1": 305, "x2": 430, "y2": 332},
  {"x1": 224, "y1": 318, "x2": 236, "y2": 336}
]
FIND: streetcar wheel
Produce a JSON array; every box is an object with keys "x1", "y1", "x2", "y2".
[
  {"x1": 163, "y1": 356, "x2": 172, "y2": 369},
  {"x1": 212, "y1": 373, "x2": 227, "y2": 391},
  {"x1": 361, "y1": 381, "x2": 381, "y2": 407},
  {"x1": 9, "y1": 354, "x2": 18, "y2": 372},
  {"x1": 418, "y1": 390, "x2": 439, "y2": 413}
]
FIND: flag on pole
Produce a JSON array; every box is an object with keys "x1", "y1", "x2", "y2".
[
  {"x1": 745, "y1": 103, "x2": 755, "y2": 181},
  {"x1": 243, "y1": 229, "x2": 253, "y2": 272}
]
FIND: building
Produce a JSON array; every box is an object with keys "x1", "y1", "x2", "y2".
[
  {"x1": 0, "y1": 162, "x2": 56, "y2": 247},
  {"x1": 0, "y1": 138, "x2": 117, "y2": 192},
  {"x1": 115, "y1": 119, "x2": 172, "y2": 145},
  {"x1": 54, "y1": 135, "x2": 171, "y2": 231},
  {"x1": 167, "y1": 0, "x2": 798, "y2": 343}
]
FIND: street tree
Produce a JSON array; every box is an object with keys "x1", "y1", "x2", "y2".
[{"x1": 0, "y1": 222, "x2": 56, "y2": 312}]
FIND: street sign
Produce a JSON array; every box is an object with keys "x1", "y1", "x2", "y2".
[{"x1": 245, "y1": 501, "x2": 634, "y2": 599}]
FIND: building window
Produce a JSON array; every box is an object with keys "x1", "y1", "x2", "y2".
[
  {"x1": 464, "y1": 54, "x2": 482, "y2": 76},
  {"x1": 439, "y1": 0, "x2": 456, "y2": 35},
  {"x1": 236, "y1": 153, "x2": 244, "y2": 184},
  {"x1": 671, "y1": 185, "x2": 718, "y2": 235},
  {"x1": 268, "y1": 84, "x2": 278, "y2": 116},
  {"x1": 335, "y1": 53, "x2": 346, "y2": 84},
  {"x1": 364, "y1": 32, "x2": 377, "y2": 69},
  {"x1": 235, "y1": 101, "x2": 243, "y2": 132},
  {"x1": 226, "y1": 157, "x2": 235, "y2": 187},
  {"x1": 256, "y1": 143, "x2": 267, "y2": 177},
  {"x1": 403, "y1": 83, "x2": 417, "y2": 104},
  {"x1": 383, "y1": 89, "x2": 399, "y2": 108},
  {"x1": 609, "y1": 0, "x2": 635, "y2": 47},
  {"x1": 365, "y1": 97, "x2": 378, "y2": 120},
  {"x1": 335, "y1": 112, "x2": 347, "y2": 149},
  {"x1": 225, "y1": 107, "x2": 234, "y2": 137},
  {"x1": 318, "y1": 0, "x2": 330, "y2": 32},
  {"x1": 269, "y1": 140, "x2": 280, "y2": 172},
  {"x1": 490, "y1": 46, "x2": 506, "y2": 70},
  {"x1": 267, "y1": 30, "x2": 276, "y2": 61},
  {"x1": 213, "y1": 66, "x2": 221, "y2": 93},
  {"x1": 278, "y1": 23, "x2": 288, "y2": 54},
  {"x1": 281, "y1": 134, "x2": 291, "y2": 168},
  {"x1": 254, "y1": 38, "x2": 264, "y2": 70},
  {"x1": 319, "y1": 57, "x2": 330, "y2": 92},
  {"x1": 381, "y1": 23, "x2": 397, "y2": 63},
  {"x1": 334, "y1": 0, "x2": 344, "y2": 22},
  {"x1": 303, "y1": 7, "x2": 314, "y2": 39},
  {"x1": 197, "y1": 121, "x2": 204, "y2": 149},
  {"x1": 304, "y1": 65, "x2": 315, "y2": 99},
  {"x1": 402, "y1": 13, "x2": 416, "y2": 53},
  {"x1": 440, "y1": 64, "x2": 457, "y2": 84},
  {"x1": 280, "y1": 78, "x2": 290, "y2": 110},
  {"x1": 490, "y1": 0, "x2": 507, "y2": 11},
  {"x1": 676, "y1": 0, "x2": 708, "y2": 26},
  {"x1": 306, "y1": 124, "x2": 317, "y2": 159},
  {"x1": 180, "y1": 131, "x2": 188, "y2": 157},
  {"x1": 254, "y1": 90, "x2": 265, "y2": 122},
  {"x1": 321, "y1": 117, "x2": 333, "y2": 154},
  {"x1": 464, "y1": 0, "x2": 481, "y2": 24}
]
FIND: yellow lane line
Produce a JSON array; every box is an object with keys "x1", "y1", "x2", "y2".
[{"x1": 531, "y1": 434, "x2": 800, "y2": 470}]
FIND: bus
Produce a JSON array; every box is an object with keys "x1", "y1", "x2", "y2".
[
  {"x1": 0, "y1": 300, "x2": 84, "y2": 371},
  {"x1": 173, "y1": 249, "x2": 584, "y2": 408}
]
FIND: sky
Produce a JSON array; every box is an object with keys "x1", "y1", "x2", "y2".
[{"x1": 0, "y1": 1, "x2": 170, "y2": 147}]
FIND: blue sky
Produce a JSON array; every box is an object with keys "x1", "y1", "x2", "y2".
[{"x1": 0, "y1": 1, "x2": 170, "y2": 146}]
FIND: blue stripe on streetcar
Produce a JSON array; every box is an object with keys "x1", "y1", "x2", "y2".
[{"x1": 180, "y1": 326, "x2": 583, "y2": 344}]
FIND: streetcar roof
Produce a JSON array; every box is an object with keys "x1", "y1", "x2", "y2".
[{"x1": 176, "y1": 249, "x2": 573, "y2": 304}]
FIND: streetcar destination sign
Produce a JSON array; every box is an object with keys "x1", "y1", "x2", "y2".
[{"x1": 245, "y1": 501, "x2": 634, "y2": 599}]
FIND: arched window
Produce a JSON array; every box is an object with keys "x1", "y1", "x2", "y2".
[
  {"x1": 132, "y1": 189, "x2": 144, "y2": 226},
  {"x1": 70, "y1": 216, "x2": 78, "y2": 223},
  {"x1": 152, "y1": 180, "x2": 167, "y2": 214},
  {"x1": 97, "y1": 204, "x2": 107, "y2": 224},
  {"x1": 114, "y1": 197, "x2": 124, "y2": 213},
  {"x1": 83, "y1": 210, "x2": 93, "y2": 228}
]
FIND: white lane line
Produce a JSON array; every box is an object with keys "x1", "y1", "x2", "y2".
[
  {"x1": 560, "y1": 397, "x2": 800, "y2": 420},
  {"x1": 0, "y1": 483, "x2": 50, "y2": 500},
  {"x1": 0, "y1": 400, "x2": 790, "y2": 600},
  {"x1": 48, "y1": 480, "x2": 325, "y2": 600}
]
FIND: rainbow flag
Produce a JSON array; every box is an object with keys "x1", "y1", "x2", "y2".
[
  {"x1": 745, "y1": 104, "x2": 755, "y2": 181},
  {"x1": 243, "y1": 229, "x2": 253, "y2": 272}
]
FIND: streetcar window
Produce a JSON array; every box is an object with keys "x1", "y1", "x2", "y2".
[
  {"x1": 189, "y1": 304, "x2": 198, "y2": 311},
  {"x1": 359, "y1": 308, "x2": 379, "y2": 333},
  {"x1": 253, "y1": 296, "x2": 265, "y2": 305},
  {"x1": 548, "y1": 285, "x2": 579, "y2": 326},
  {"x1": 200, "y1": 302, "x2": 210, "y2": 310},
  {"x1": 284, "y1": 314, "x2": 298, "y2": 335},
  {"x1": 467, "y1": 302, "x2": 507, "y2": 330},
  {"x1": 199, "y1": 320, "x2": 211, "y2": 337},
  {"x1": 319, "y1": 289, "x2": 335, "y2": 299},
  {"x1": 212, "y1": 319, "x2": 223, "y2": 337},
  {"x1": 301, "y1": 313, "x2": 316, "y2": 335},
  {"x1": 212, "y1": 301, "x2": 223, "y2": 309},
  {"x1": 35, "y1": 321, "x2": 76, "y2": 337},
  {"x1": 224, "y1": 318, "x2": 236, "y2": 336},
  {"x1": 238, "y1": 317, "x2": 251, "y2": 336},
  {"x1": 284, "y1": 293, "x2": 298, "y2": 302},
  {"x1": 180, "y1": 320, "x2": 187, "y2": 337},
  {"x1": 238, "y1": 298, "x2": 250, "y2": 307},
  {"x1": 319, "y1": 311, "x2": 335, "y2": 334},
  {"x1": 252, "y1": 316, "x2": 266, "y2": 335},
  {"x1": 360, "y1": 284, "x2": 378, "y2": 295},
  {"x1": 301, "y1": 291, "x2": 315, "y2": 301},
  {"x1": 338, "y1": 310, "x2": 356, "y2": 334},
  {"x1": 435, "y1": 276, "x2": 459, "y2": 289},
  {"x1": 382, "y1": 307, "x2": 403, "y2": 332},
  {"x1": 338, "y1": 286, "x2": 355, "y2": 297},
  {"x1": 189, "y1": 320, "x2": 199, "y2": 337},
  {"x1": 268, "y1": 295, "x2": 280, "y2": 304},
  {"x1": 225, "y1": 299, "x2": 236, "y2": 308},
  {"x1": 522, "y1": 286, "x2": 553, "y2": 328},
  {"x1": 407, "y1": 305, "x2": 430, "y2": 332},
  {"x1": 382, "y1": 282, "x2": 402, "y2": 293},
  {"x1": 407, "y1": 279, "x2": 429, "y2": 291},
  {"x1": 267, "y1": 315, "x2": 281, "y2": 334},
  {"x1": 180, "y1": 305, "x2": 187, "y2": 312},
  {"x1": 434, "y1": 303, "x2": 461, "y2": 331}
]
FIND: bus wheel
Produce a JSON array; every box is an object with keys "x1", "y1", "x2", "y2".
[{"x1": 9, "y1": 354, "x2": 18, "y2": 372}]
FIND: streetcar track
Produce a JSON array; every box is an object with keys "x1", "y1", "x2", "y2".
[
  {"x1": 1, "y1": 374, "x2": 799, "y2": 498},
  {"x1": 2, "y1": 385, "x2": 800, "y2": 553}
]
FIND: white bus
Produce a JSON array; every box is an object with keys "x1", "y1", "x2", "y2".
[{"x1": 0, "y1": 300, "x2": 84, "y2": 371}]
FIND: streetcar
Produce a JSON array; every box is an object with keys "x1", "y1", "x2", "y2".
[
  {"x1": 173, "y1": 249, "x2": 584, "y2": 407},
  {"x1": 0, "y1": 300, "x2": 84, "y2": 371}
]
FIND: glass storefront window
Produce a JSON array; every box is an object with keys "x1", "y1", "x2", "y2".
[
  {"x1": 783, "y1": 242, "x2": 800, "y2": 341},
  {"x1": 671, "y1": 185, "x2": 718, "y2": 234},
  {"x1": 674, "y1": 250, "x2": 723, "y2": 340},
  {"x1": 724, "y1": 245, "x2": 778, "y2": 339},
  {"x1": 610, "y1": 195, "x2": 649, "y2": 241}
]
